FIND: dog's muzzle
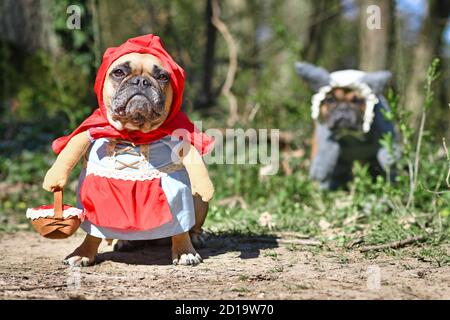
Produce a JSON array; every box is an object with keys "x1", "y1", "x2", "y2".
[
  {"x1": 326, "y1": 103, "x2": 361, "y2": 132},
  {"x1": 112, "y1": 76, "x2": 166, "y2": 126}
]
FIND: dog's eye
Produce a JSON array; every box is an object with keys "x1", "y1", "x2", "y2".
[
  {"x1": 324, "y1": 96, "x2": 337, "y2": 105},
  {"x1": 156, "y1": 74, "x2": 169, "y2": 82},
  {"x1": 112, "y1": 69, "x2": 125, "y2": 78},
  {"x1": 351, "y1": 97, "x2": 365, "y2": 105}
]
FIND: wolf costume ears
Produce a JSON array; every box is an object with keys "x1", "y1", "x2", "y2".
[
  {"x1": 295, "y1": 61, "x2": 392, "y2": 94},
  {"x1": 360, "y1": 71, "x2": 392, "y2": 94},
  {"x1": 295, "y1": 62, "x2": 331, "y2": 91}
]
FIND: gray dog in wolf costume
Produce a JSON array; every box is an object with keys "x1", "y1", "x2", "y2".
[{"x1": 295, "y1": 62, "x2": 400, "y2": 190}]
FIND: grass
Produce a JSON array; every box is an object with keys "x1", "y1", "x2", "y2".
[{"x1": 204, "y1": 159, "x2": 449, "y2": 247}]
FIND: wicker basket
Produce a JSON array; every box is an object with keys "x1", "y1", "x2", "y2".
[{"x1": 26, "y1": 190, "x2": 82, "y2": 239}]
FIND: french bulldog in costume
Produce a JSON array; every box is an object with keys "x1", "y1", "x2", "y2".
[
  {"x1": 43, "y1": 35, "x2": 214, "y2": 266},
  {"x1": 295, "y1": 62, "x2": 400, "y2": 190}
]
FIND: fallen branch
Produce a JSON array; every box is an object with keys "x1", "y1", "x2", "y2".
[
  {"x1": 359, "y1": 235, "x2": 426, "y2": 253},
  {"x1": 346, "y1": 237, "x2": 365, "y2": 249},
  {"x1": 277, "y1": 238, "x2": 322, "y2": 246},
  {"x1": 244, "y1": 237, "x2": 322, "y2": 247},
  {"x1": 0, "y1": 284, "x2": 66, "y2": 292},
  {"x1": 276, "y1": 232, "x2": 311, "y2": 239}
]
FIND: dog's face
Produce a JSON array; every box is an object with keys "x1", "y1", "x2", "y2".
[
  {"x1": 103, "y1": 53, "x2": 173, "y2": 133},
  {"x1": 295, "y1": 62, "x2": 393, "y2": 135},
  {"x1": 319, "y1": 87, "x2": 366, "y2": 132}
]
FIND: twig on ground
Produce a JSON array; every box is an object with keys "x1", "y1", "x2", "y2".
[
  {"x1": 346, "y1": 237, "x2": 365, "y2": 249},
  {"x1": 359, "y1": 235, "x2": 426, "y2": 252},
  {"x1": 244, "y1": 237, "x2": 322, "y2": 247},
  {"x1": 0, "y1": 284, "x2": 67, "y2": 292},
  {"x1": 276, "y1": 232, "x2": 311, "y2": 239},
  {"x1": 277, "y1": 238, "x2": 322, "y2": 246}
]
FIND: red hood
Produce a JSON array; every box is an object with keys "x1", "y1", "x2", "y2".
[
  {"x1": 93, "y1": 34, "x2": 185, "y2": 124},
  {"x1": 52, "y1": 34, "x2": 213, "y2": 155}
]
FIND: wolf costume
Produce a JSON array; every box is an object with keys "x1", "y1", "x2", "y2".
[{"x1": 295, "y1": 62, "x2": 400, "y2": 190}]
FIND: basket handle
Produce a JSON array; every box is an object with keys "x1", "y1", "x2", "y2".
[{"x1": 53, "y1": 189, "x2": 64, "y2": 219}]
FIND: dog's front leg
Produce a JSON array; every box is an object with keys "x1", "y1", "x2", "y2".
[
  {"x1": 171, "y1": 232, "x2": 202, "y2": 266},
  {"x1": 309, "y1": 124, "x2": 341, "y2": 189},
  {"x1": 190, "y1": 195, "x2": 209, "y2": 247},
  {"x1": 43, "y1": 131, "x2": 91, "y2": 191},
  {"x1": 180, "y1": 144, "x2": 213, "y2": 248}
]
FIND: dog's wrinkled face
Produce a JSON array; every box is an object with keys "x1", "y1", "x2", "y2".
[
  {"x1": 319, "y1": 88, "x2": 366, "y2": 132},
  {"x1": 103, "y1": 53, "x2": 173, "y2": 133}
]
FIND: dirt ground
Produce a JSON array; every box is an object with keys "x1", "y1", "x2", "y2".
[{"x1": 0, "y1": 231, "x2": 449, "y2": 300}]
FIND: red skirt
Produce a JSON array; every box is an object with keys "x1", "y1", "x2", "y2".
[{"x1": 80, "y1": 175, "x2": 173, "y2": 231}]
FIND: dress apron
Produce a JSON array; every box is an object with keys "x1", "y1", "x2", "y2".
[{"x1": 76, "y1": 135, "x2": 195, "y2": 240}]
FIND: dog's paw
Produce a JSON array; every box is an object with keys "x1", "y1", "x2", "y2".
[
  {"x1": 190, "y1": 230, "x2": 209, "y2": 248},
  {"x1": 63, "y1": 236, "x2": 101, "y2": 267},
  {"x1": 63, "y1": 256, "x2": 94, "y2": 267},
  {"x1": 172, "y1": 251, "x2": 203, "y2": 266},
  {"x1": 172, "y1": 232, "x2": 203, "y2": 266},
  {"x1": 63, "y1": 250, "x2": 96, "y2": 267}
]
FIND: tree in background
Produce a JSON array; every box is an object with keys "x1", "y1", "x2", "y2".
[
  {"x1": 404, "y1": 0, "x2": 450, "y2": 128},
  {"x1": 197, "y1": 0, "x2": 218, "y2": 109},
  {"x1": 301, "y1": 0, "x2": 342, "y2": 64},
  {"x1": 0, "y1": 0, "x2": 59, "y2": 54},
  {"x1": 358, "y1": 0, "x2": 396, "y2": 71}
]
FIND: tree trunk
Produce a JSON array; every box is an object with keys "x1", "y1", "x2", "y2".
[
  {"x1": 359, "y1": 0, "x2": 395, "y2": 71},
  {"x1": 301, "y1": 0, "x2": 340, "y2": 63},
  {"x1": 0, "y1": 0, "x2": 59, "y2": 54},
  {"x1": 197, "y1": 0, "x2": 217, "y2": 109},
  {"x1": 404, "y1": 0, "x2": 450, "y2": 128}
]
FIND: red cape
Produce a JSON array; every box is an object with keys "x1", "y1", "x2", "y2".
[{"x1": 52, "y1": 34, "x2": 213, "y2": 155}]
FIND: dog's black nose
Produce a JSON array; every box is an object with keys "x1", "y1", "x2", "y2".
[{"x1": 130, "y1": 76, "x2": 150, "y2": 88}]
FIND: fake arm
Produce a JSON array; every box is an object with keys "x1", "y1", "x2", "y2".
[
  {"x1": 42, "y1": 131, "x2": 91, "y2": 192},
  {"x1": 181, "y1": 144, "x2": 214, "y2": 202},
  {"x1": 309, "y1": 123, "x2": 340, "y2": 183}
]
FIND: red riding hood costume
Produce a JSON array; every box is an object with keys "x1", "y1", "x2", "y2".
[{"x1": 52, "y1": 34, "x2": 214, "y2": 237}]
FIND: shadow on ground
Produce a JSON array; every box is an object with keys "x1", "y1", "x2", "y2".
[{"x1": 96, "y1": 233, "x2": 280, "y2": 266}]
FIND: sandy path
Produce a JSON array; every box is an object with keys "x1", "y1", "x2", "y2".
[{"x1": 0, "y1": 231, "x2": 449, "y2": 300}]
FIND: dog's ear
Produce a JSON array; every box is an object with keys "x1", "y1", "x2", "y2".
[
  {"x1": 361, "y1": 71, "x2": 392, "y2": 94},
  {"x1": 295, "y1": 62, "x2": 331, "y2": 91}
]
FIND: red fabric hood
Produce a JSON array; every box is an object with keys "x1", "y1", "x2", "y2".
[{"x1": 52, "y1": 34, "x2": 214, "y2": 155}]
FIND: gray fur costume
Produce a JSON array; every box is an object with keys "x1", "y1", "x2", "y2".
[{"x1": 295, "y1": 62, "x2": 400, "y2": 190}]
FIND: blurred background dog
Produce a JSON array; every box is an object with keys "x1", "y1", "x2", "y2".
[{"x1": 296, "y1": 62, "x2": 400, "y2": 190}]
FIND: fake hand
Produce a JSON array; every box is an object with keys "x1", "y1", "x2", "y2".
[
  {"x1": 42, "y1": 131, "x2": 91, "y2": 192},
  {"x1": 42, "y1": 166, "x2": 69, "y2": 192},
  {"x1": 190, "y1": 176, "x2": 215, "y2": 202}
]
